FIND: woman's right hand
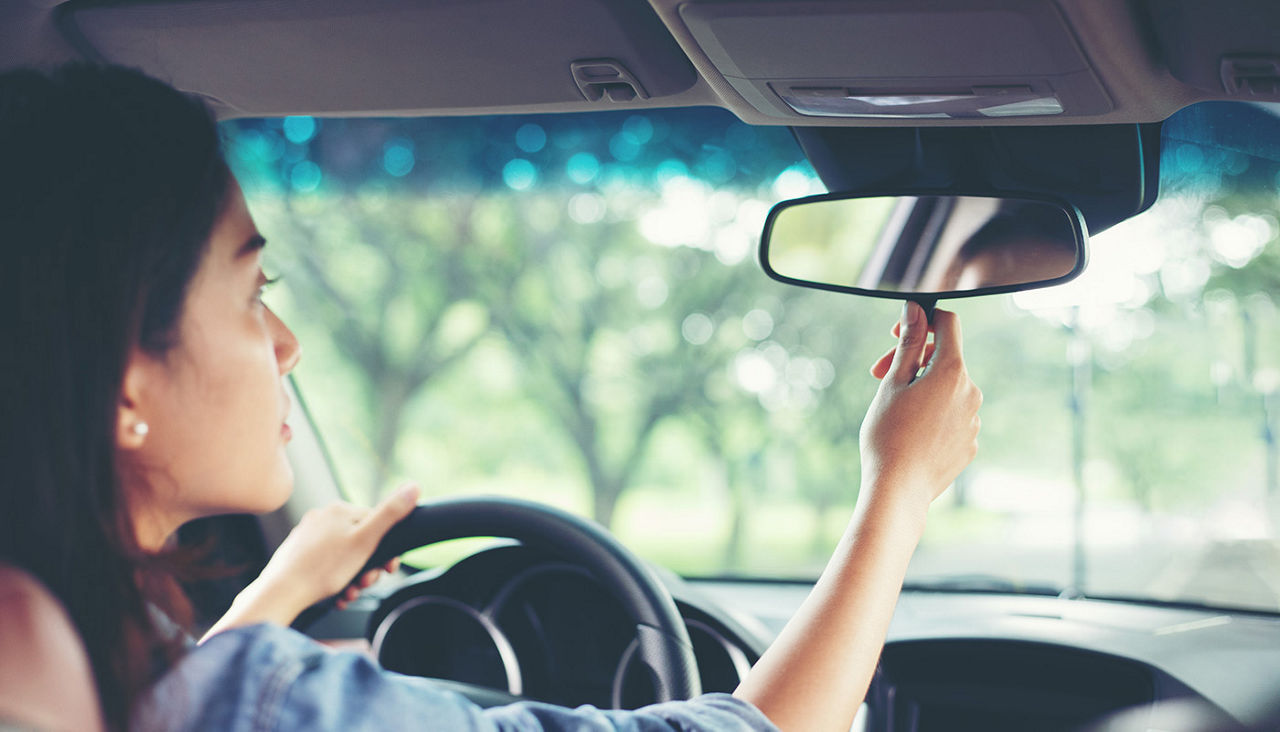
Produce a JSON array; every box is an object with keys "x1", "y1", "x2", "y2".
[
  {"x1": 201, "y1": 483, "x2": 419, "y2": 642},
  {"x1": 860, "y1": 301, "x2": 982, "y2": 514}
]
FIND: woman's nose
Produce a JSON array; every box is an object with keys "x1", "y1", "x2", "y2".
[{"x1": 267, "y1": 306, "x2": 301, "y2": 374}]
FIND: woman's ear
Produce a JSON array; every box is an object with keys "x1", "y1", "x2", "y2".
[{"x1": 116, "y1": 350, "x2": 153, "y2": 451}]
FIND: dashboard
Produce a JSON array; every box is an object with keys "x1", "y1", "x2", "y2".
[
  {"x1": 312, "y1": 544, "x2": 1280, "y2": 730},
  {"x1": 704, "y1": 582, "x2": 1278, "y2": 731}
]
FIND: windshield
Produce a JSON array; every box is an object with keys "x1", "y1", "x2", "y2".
[{"x1": 224, "y1": 101, "x2": 1280, "y2": 614}]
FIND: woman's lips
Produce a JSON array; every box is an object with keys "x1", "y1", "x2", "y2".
[{"x1": 282, "y1": 423, "x2": 293, "y2": 442}]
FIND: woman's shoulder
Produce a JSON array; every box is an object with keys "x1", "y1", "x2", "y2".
[{"x1": 0, "y1": 564, "x2": 105, "y2": 732}]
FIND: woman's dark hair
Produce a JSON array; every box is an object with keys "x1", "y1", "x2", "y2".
[{"x1": 0, "y1": 64, "x2": 230, "y2": 729}]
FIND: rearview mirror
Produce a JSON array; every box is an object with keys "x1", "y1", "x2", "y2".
[{"x1": 759, "y1": 192, "x2": 1087, "y2": 307}]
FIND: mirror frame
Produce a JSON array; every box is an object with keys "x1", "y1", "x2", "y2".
[{"x1": 758, "y1": 189, "x2": 1090, "y2": 303}]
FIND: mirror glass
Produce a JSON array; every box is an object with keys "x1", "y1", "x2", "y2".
[{"x1": 762, "y1": 194, "x2": 1084, "y2": 296}]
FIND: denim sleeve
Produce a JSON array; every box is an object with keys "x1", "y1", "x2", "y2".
[{"x1": 133, "y1": 623, "x2": 779, "y2": 732}]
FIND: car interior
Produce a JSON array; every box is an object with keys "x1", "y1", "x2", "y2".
[{"x1": 4, "y1": 1, "x2": 1280, "y2": 731}]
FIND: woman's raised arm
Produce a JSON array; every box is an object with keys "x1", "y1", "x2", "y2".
[{"x1": 733, "y1": 301, "x2": 982, "y2": 732}]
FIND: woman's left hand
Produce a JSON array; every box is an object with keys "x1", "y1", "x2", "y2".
[{"x1": 201, "y1": 483, "x2": 419, "y2": 641}]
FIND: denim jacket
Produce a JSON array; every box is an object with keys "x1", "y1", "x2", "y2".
[{"x1": 133, "y1": 623, "x2": 779, "y2": 731}]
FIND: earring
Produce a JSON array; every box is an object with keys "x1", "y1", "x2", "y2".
[{"x1": 131, "y1": 422, "x2": 149, "y2": 437}]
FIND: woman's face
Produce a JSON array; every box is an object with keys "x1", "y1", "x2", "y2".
[{"x1": 120, "y1": 178, "x2": 300, "y2": 548}]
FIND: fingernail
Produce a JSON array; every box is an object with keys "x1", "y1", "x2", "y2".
[
  {"x1": 901, "y1": 301, "x2": 918, "y2": 336},
  {"x1": 395, "y1": 483, "x2": 419, "y2": 506}
]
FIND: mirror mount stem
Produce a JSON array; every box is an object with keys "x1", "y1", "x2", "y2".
[{"x1": 911, "y1": 296, "x2": 938, "y2": 326}]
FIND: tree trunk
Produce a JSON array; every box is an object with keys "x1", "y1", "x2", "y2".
[
  {"x1": 722, "y1": 461, "x2": 747, "y2": 572},
  {"x1": 592, "y1": 483, "x2": 621, "y2": 529},
  {"x1": 569, "y1": 414, "x2": 625, "y2": 529},
  {"x1": 370, "y1": 379, "x2": 412, "y2": 504}
]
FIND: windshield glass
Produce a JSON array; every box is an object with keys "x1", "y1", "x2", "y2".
[{"x1": 224, "y1": 101, "x2": 1280, "y2": 614}]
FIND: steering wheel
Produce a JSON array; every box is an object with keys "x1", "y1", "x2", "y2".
[{"x1": 295, "y1": 496, "x2": 702, "y2": 705}]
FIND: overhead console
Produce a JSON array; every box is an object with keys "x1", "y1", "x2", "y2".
[
  {"x1": 46, "y1": 0, "x2": 1280, "y2": 123},
  {"x1": 1142, "y1": 0, "x2": 1280, "y2": 101},
  {"x1": 55, "y1": 0, "x2": 701, "y2": 117},
  {"x1": 675, "y1": 0, "x2": 1111, "y2": 123}
]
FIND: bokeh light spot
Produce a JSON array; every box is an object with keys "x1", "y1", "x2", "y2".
[
  {"x1": 568, "y1": 193, "x2": 606, "y2": 224},
  {"x1": 682, "y1": 313, "x2": 714, "y2": 345},
  {"x1": 383, "y1": 139, "x2": 416, "y2": 177},
  {"x1": 636, "y1": 275, "x2": 669, "y2": 309},
  {"x1": 609, "y1": 133, "x2": 641, "y2": 162},
  {"x1": 772, "y1": 164, "x2": 820, "y2": 198},
  {"x1": 654, "y1": 159, "x2": 688, "y2": 186},
  {"x1": 622, "y1": 116, "x2": 654, "y2": 145},
  {"x1": 742, "y1": 309, "x2": 775, "y2": 341},
  {"x1": 290, "y1": 160, "x2": 322, "y2": 192},
  {"x1": 503, "y1": 158, "x2": 538, "y2": 190},
  {"x1": 282, "y1": 116, "x2": 317, "y2": 144},
  {"x1": 566, "y1": 153, "x2": 600, "y2": 184},
  {"x1": 515, "y1": 123, "x2": 547, "y2": 153},
  {"x1": 699, "y1": 149, "x2": 737, "y2": 184}
]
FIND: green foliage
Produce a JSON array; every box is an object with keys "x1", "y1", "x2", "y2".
[{"x1": 222, "y1": 107, "x2": 1280, "y2": 607}]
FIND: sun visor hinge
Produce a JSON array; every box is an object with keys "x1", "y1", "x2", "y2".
[
  {"x1": 1220, "y1": 55, "x2": 1280, "y2": 96},
  {"x1": 571, "y1": 59, "x2": 649, "y2": 102}
]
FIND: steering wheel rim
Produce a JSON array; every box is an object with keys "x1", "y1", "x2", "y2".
[{"x1": 302, "y1": 496, "x2": 702, "y2": 703}]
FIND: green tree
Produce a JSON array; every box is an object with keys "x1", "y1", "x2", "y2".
[{"x1": 473, "y1": 193, "x2": 770, "y2": 527}]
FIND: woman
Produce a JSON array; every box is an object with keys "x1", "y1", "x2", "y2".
[{"x1": 0, "y1": 64, "x2": 980, "y2": 731}]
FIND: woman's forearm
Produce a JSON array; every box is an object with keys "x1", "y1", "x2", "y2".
[
  {"x1": 735, "y1": 304, "x2": 981, "y2": 732},
  {"x1": 200, "y1": 577, "x2": 309, "y2": 643},
  {"x1": 733, "y1": 487, "x2": 927, "y2": 732}
]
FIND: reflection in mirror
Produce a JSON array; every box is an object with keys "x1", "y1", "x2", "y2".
[{"x1": 763, "y1": 195, "x2": 1083, "y2": 296}]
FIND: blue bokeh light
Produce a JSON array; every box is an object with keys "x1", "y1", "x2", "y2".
[
  {"x1": 566, "y1": 152, "x2": 600, "y2": 184},
  {"x1": 290, "y1": 160, "x2": 322, "y2": 192},
  {"x1": 503, "y1": 158, "x2": 538, "y2": 190},
  {"x1": 621, "y1": 115, "x2": 654, "y2": 145},
  {"x1": 282, "y1": 116, "x2": 317, "y2": 144},
  {"x1": 383, "y1": 138, "x2": 416, "y2": 177},
  {"x1": 699, "y1": 148, "x2": 737, "y2": 183},
  {"x1": 609, "y1": 133, "x2": 641, "y2": 162},
  {"x1": 515, "y1": 123, "x2": 547, "y2": 153},
  {"x1": 654, "y1": 159, "x2": 688, "y2": 185}
]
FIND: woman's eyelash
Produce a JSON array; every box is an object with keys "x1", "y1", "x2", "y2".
[{"x1": 256, "y1": 275, "x2": 281, "y2": 300}]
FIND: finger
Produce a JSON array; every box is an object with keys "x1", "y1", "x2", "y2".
[
  {"x1": 358, "y1": 569, "x2": 381, "y2": 588},
  {"x1": 355, "y1": 483, "x2": 420, "y2": 542},
  {"x1": 870, "y1": 346, "x2": 896, "y2": 379},
  {"x1": 929, "y1": 309, "x2": 964, "y2": 365},
  {"x1": 887, "y1": 301, "x2": 928, "y2": 384},
  {"x1": 335, "y1": 598, "x2": 348, "y2": 611},
  {"x1": 872, "y1": 341, "x2": 937, "y2": 380},
  {"x1": 891, "y1": 319, "x2": 934, "y2": 339},
  {"x1": 384, "y1": 557, "x2": 401, "y2": 574},
  {"x1": 920, "y1": 343, "x2": 937, "y2": 370}
]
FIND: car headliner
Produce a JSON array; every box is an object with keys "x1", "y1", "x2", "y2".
[{"x1": 3, "y1": 0, "x2": 1278, "y2": 126}]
